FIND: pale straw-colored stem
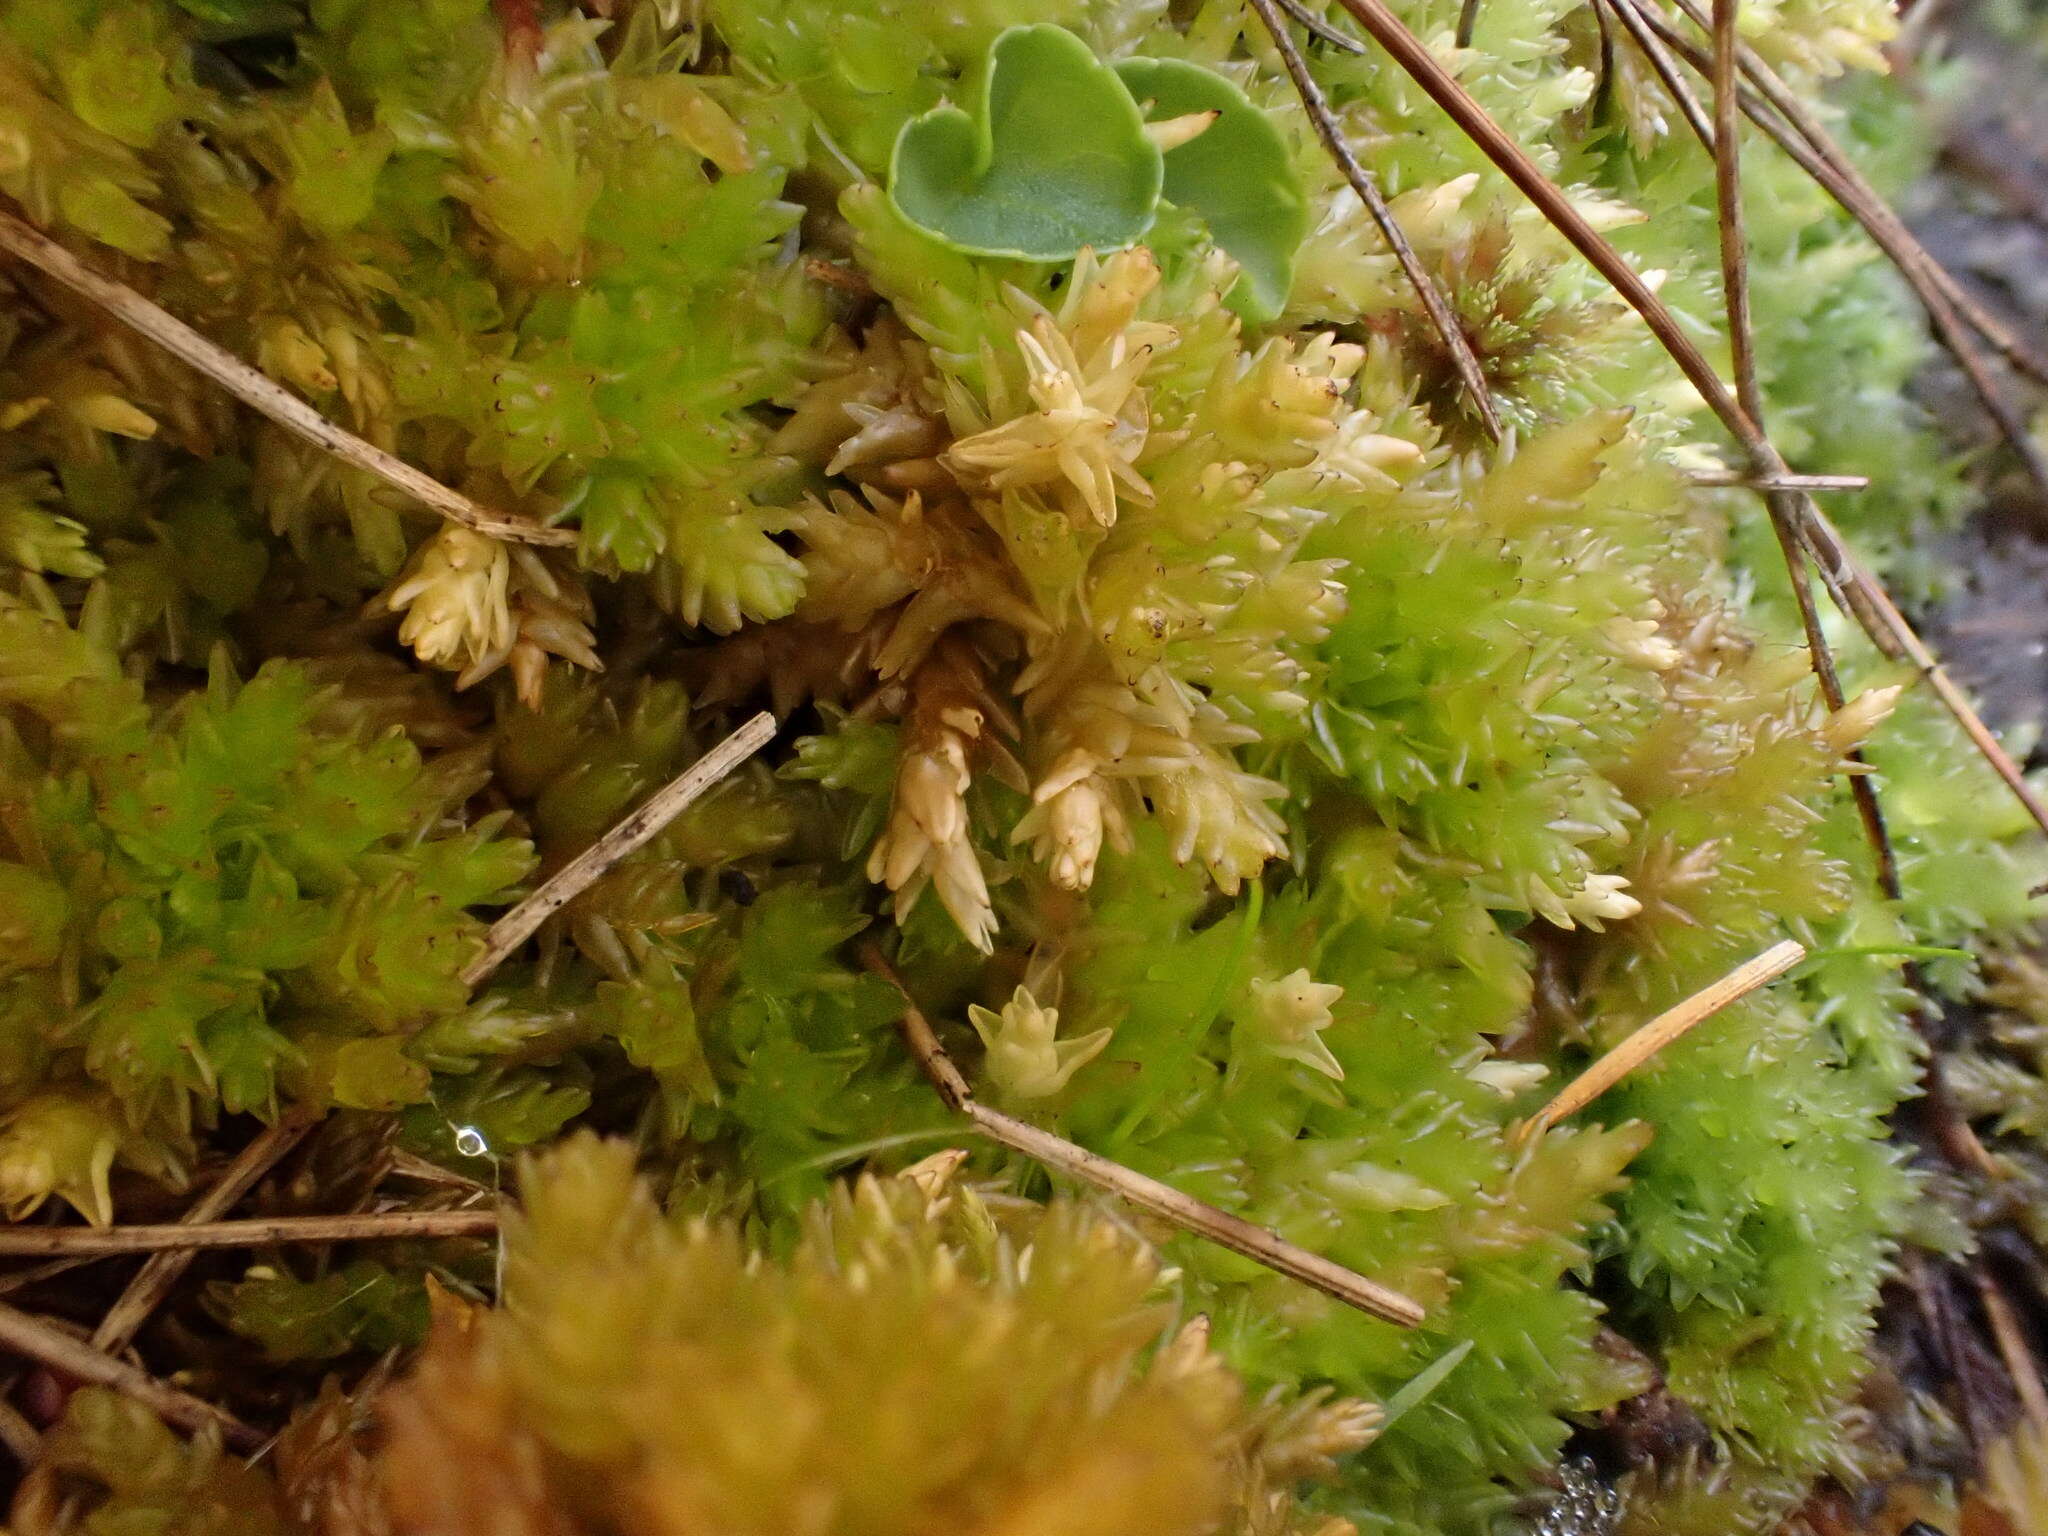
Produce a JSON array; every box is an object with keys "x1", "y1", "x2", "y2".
[
  {"x1": 0, "y1": 1209, "x2": 499, "y2": 1257},
  {"x1": 0, "y1": 210, "x2": 572, "y2": 548},
  {"x1": 868, "y1": 945, "x2": 1426, "y2": 1329},
  {"x1": 1519, "y1": 940, "x2": 1806, "y2": 1141},
  {"x1": 0, "y1": 1301, "x2": 261, "y2": 1449},
  {"x1": 461, "y1": 712, "x2": 777, "y2": 988}
]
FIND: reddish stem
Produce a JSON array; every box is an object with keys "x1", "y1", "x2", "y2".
[{"x1": 494, "y1": 0, "x2": 544, "y2": 73}]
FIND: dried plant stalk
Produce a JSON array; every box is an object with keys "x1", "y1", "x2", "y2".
[
  {"x1": 1699, "y1": 0, "x2": 1902, "y2": 892},
  {"x1": 1519, "y1": 939, "x2": 1807, "y2": 1139},
  {"x1": 1976, "y1": 1266, "x2": 2048, "y2": 1429},
  {"x1": 0, "y1": 1396, "x2": 38, "y2": 1465},
  {"x1": 1661, "y1": 0, "x2": 2048, "y2": 390},
  {"x1": 0, "y1": 1209, "x2": 499, "y2": 1257},
  {"x1": 868, "y1": 944, "x2": 1427, "y2": 1329},
  {"x1": 0, "y1": 1301, "x2": 261, "y2": 1449},
  {"x1": 91, "y1": 1113, "x2": 318, "y2": 1354},
  {"x1": 1622, "y1": 0, "x2": 2048, "y2": 504},
  {"x1": 1684, "y1": 469, "x2": 1868, "y2": 490},
  {"x1": 0, "y1": 210, "x2": 573, "y2": 548},
  {"x1": 462, "y1": 711, "x2": 778, "y2": 987},
  {"x1": 1312, "y1": 0, "x2": 2048, "y2": 852}
]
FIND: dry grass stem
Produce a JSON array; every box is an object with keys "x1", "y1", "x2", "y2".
[
  {"x1": 1684, "y1": 469, "x2": 1868, "y2": 490},
  {"x1": 1710, "y1": 0, "x2": 1761, "y2": 423},
  {"x1": 91, "y1": 1113, "x2": 318, "y2": 1354},
  {"x1": 865, "y1": 943, "x2": 1426, "y2": 1329},
  {"x1": 1519, "y1": 939, "x2": 1807, "y2": 1140},
  {"x1": 1249, "y1": 0, "x2": 1504, "y2": 441},
  {"x1": 0, "y1": 1209, "x2": 500, "y2": 1257},
  {"x1": 0, "y1": 1300, "x2": 262, "y2": 1450},
  {"x1": 0, "y1": 210, "x2": 573, "y2": 548},
  {"x1": 462, "y1": 711, "x2": 777, "y2": 988},
  {"x1": 1698, "y1": 0, "x2": 1902, "y2": 892},
  {"x1": 1597, "y1": 0, "x2": 1717, "y2": 145},
  {"x1": 0, "y1": 1395, "x2": 38, "y2": 1464}
]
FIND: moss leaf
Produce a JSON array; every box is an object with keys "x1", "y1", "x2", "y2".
[
  {"x1": 888, "y1": 24, "x2": 1160, "y2": 261},
  {"x1": 1113, "y1": 57, "x2": 1308, "y2": 321}
]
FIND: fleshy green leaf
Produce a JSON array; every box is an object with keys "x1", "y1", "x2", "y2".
[
  {"x1": 888, "y1": 24, "x2": 1160, "y2": 261},
  {"x1": 1113, "y1": 57, "x2": 1308, "y2": 321}
]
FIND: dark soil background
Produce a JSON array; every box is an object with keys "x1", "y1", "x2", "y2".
[{"x1": 1907, "y1": 1, "x2": 2048, "y2": 735}]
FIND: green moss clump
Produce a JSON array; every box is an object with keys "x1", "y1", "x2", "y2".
[{"x1": 0, "y1": 1, "x2": 2037, "y2": 1532}]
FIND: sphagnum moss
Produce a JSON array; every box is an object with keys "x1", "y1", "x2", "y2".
[{"x1": 0, "y1": 1, "x2": 2040, "y2": 1534}]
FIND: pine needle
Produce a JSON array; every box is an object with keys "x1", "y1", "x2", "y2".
[
  {"x1": 1684, "y1": 469, "x2": 1868, "y2": 491},
  {"x1": 1977, "y1": 1265, "x2": 2048, "y2": 1430},
  {"x1": 1301, "y1": 0, "x2": 2048, "y2": 855},
  {"x1": 1619, "y1": 0, "x2": 2048, "y2": 506},
  {"x1": 1248, "y1": 0, "x2": 1504, "y2": 441},
  {"x1": 1274, "y1": 0, "x2": 1368, "y2": 54}
]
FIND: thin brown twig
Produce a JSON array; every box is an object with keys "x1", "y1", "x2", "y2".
[
  {"x1": 0, "y1": 1209, "x2": 500, "y2": 1258},
  {"x1": 386, "y1": 1149, "x2": 491, "y2": 1192},
  {"x1": 1595, "y1": 0, "x2": 1717, "y2": 148},
  {"x1": 0, "y1": 1301, "x2": 261, "y2": 1450},
  {"x1": 1318, "y1": 0, "x2": 2048, "y2": 853},
  {"x1": 1659, "y1": 0, "x2": 2048, "y2": 391},
  {"x1": 1519, "y1": 940, "x2": 1806, "y2": 1139},
  {"x1": 461, "y1": 711, "x2": 777, "y2": 988},
  {"x1": 1698, "y1": 0, "x2": 1903, "y2": 892},
  {"x1": 1246, "y1": 0, "x2": 1504, "y2": 442},
  {"x1": 91, "y1": 1113, "x2": 319, "y2": 1355},
  {"x1": 1455, "y1": 0, "x2": 1485, "y2": 48},
  {"x1": 1273, "y1": 0, "x2": 1368, "y2": 54},
  {"x1": 863, "y1": 943, "x2": 1426, "y2": 1329},
  {"x1": 1591, "y1": 0, "x2": 2046, "y2": 917},
  {"x1": 1709, "y1": 0, "x2": 1759, "y2": 426},
  {"x1": 0, "y1": 209, "x2": 573, "y2": 549},
  {"x1": 0, "y1": 1256, "x2": 96, "y2": 1297},
  {"x1": 1625, "y1": 2, "x2": 2048, "y2": 506},
  {"x1": 1531, "y1": 0, "x2": 2007, "y2": 1178}
]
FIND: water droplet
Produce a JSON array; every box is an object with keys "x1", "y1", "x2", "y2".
[{"x1": 453, "y1": 1125, "x2": 489, "y2": 1159}]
